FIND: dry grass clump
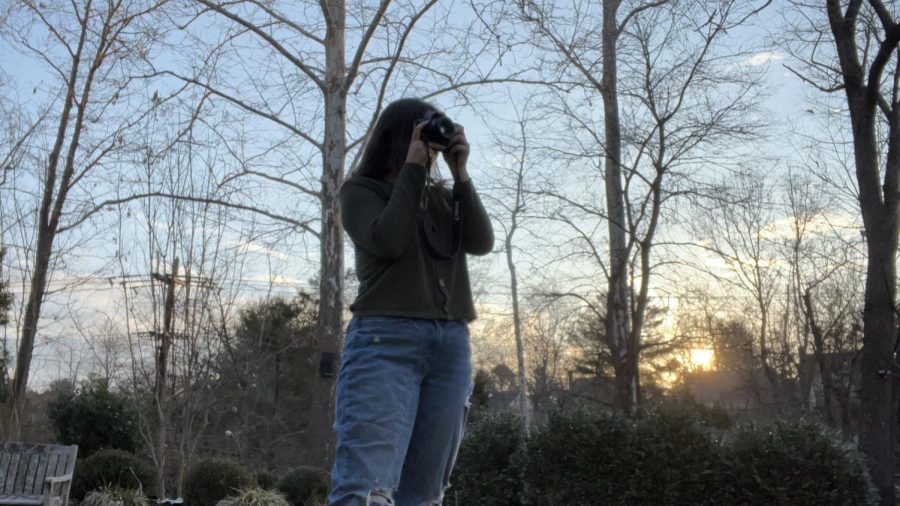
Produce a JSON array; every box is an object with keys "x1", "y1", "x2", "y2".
[{"x1": 216, "y1": 488, "x2": 292, "y2": 506}]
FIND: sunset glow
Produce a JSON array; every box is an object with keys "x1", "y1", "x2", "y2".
[{"x1": 690, "y1": 349, "x2": 715, "y2": 371}]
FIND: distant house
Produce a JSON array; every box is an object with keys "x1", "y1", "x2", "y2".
[
  {"x1": 798, "y1": 349, "x2": 860, "y2": 434},
  {"x1": 684, "y1": 368, "x2": 773, "y2": 417},
  {"x1": 798, "y1": 350, "x2": 860, "y2": 408},
  {"x1": 566, "y1": 373, "x2": 614, "y2": 405},
  {"x1": 485, "y1": 388, "x2": 526, "y2": 412}
]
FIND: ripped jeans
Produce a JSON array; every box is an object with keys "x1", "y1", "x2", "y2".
[{"x1": 327, "y1": 316, "x2": 473, "y2": 506}]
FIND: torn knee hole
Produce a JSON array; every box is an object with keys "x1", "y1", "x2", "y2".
[{"x1": 366, "y1": 488, "x2": 394, "y2": 506}]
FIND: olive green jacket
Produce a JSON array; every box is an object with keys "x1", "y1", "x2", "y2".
[{"x1": 340, "y1": 163, "x2": 494, "y2": 322}]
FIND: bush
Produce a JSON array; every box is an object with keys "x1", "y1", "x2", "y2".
[
  {"x1": 47, "y1": 379, "x2": 139, "y2": 458},
  {"x1": 217, "y1": 488, "x2": 291, "y2": 506},
  {"x1": 255, "y1": 470, "x2": 278, "y2": 491},
  {"x1": 522, "y1": 408, "x2": 634, "y2": 505},
  {"x1": 451, "y1": 411, "x2": 526, "y2": 506},
  {"x1": 276, "y1": 466, "x2": 330, "y2": 506},
  {"x1": 513, "y1": 407, "x2": 875, "y2": 505},
  {"x1": 721, "y1": 421, "x2": 877, "y2": 506},
  {"x1": 184, "y1": 459, "x2": 255, "y2": 506},
  {"x1": 81, "y1": 486, "x2": 151, "y2": 506},
  {"x1": 73, "y1": 449, "x2": 157, "y2": 501},
  {"x1": 627, "y1": 407, "x2": 724, "y2": 505},
  {"x1": 663, "y1": 393, "x2": 732, "y2": 430}
]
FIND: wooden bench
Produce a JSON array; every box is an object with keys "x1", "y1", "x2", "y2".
[{"x1": 0, "y1": 443, "x2": 78, "y2": 506}]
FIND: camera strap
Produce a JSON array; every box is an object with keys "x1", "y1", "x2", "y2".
[{"x1": 418, "y1": 178, "x2": 462, "y2": 260}]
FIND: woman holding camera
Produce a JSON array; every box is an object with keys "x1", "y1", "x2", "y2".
[{"x1": 327, "y1": 98, "x2": 494, "y2": 506}]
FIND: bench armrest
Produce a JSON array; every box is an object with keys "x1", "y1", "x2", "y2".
[
  {"x1": 43, "y1": 474, "x2": 73, "y2": 506},
  {"x1": 45, "y1": 475, "x2": 73, "y2": 485}
]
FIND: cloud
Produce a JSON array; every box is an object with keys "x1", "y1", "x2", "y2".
[
  {"x1": 248, "y1": 274, "x2": 305, "y2": 286},
  {"x1": 222, "y1": 238, "x2": 288, "y2": 260},
  {"x1": 745, "y1": 51, "x2": 785, "y2": 66}
]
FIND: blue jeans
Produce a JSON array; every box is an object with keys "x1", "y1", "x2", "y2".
[{"x1": 327, "y1": 316, "x2": 474, "y2": 506}]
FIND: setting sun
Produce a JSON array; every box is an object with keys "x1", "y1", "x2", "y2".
[{"x1": 690, "y1": 349, "x2": 715, "y2": 371}]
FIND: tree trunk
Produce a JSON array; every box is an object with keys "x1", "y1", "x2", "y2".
[
  {"x1": 10, "y1": 0, "x2": 95, "y2": 431},
  {"x1": 757, "y1": 298, "x2": 780, "y2": 400},
  {"x1": 825, "y1": 2, "x2": 900, "y2": 500},
  {"x1": 10, "y1": 234, "x2": 54, "y2": 433},
  {"x1": 860, "y1": 236, "x2": 897, "y2": 505},
  {"x1": 601, "y1": 0, "x2": 634, "y2": 415},
  {"x1": 850, "y1": 65, "x2": 898, "y2": 506},
  {"x1": 802, "y1": 289, "x2": 836, "y2": 428},
  {"x1": 306, "y1": 0, "x2": 347, "y2": 470},
  {"x1": 506, "y1": 217, "x2": 531, "y2": 432}
]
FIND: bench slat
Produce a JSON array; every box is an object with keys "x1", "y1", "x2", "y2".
[
  {"x1": 18, "y1": 455, "x2": 35, "y2": 498},
  {"x1": 4, "y1": 454, "x2": 20, "y2": 496},
  {"x1": 44, "y1": 455, "x2": 59, "y2": 484},
  {"x1": 13, "y1": 453, "x2": 34, "y2": 499},
  {"x1": 51, "y1": 452, "x2": 66, "y2": 479},
  {"x1": 0, "y1": 494, "x2": 43, "y2": 506},
  {"x1": 0, "y1": 454, "x2": 10, "y2": 497},
  {"x1": 51, "y1": 454, "x2": 66, "y2": 499},
  {"x1": 29, "y1": 454, "x2": 47, "y2": 497},
  {"x1": 29, "y1": 452, "x2": 46, "y2": 497}
]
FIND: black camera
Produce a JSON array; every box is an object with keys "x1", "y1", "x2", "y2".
[{"x1": 419, "y1": 111, "x2": 455, "y2": 148}]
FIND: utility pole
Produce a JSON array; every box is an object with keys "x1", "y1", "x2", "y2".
[{"x1": 151, "y1": 257, "x2": 178, "y2": 500}]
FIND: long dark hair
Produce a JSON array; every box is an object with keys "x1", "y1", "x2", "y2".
[{"x1": 353, "y1": 98, "x2": 437, "y2": 179}]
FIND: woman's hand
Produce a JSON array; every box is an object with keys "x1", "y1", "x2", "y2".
[
  {"x1": 405, "y1": 121, "x2": 435, "y2": 168},
  {"x1": 442, "y1": 123, "x2": 469, "y2": 182}
]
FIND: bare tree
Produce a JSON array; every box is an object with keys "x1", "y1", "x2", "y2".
[
  {"x1": 801, "y1": 274, "x2": 864, "y2": 439},
  {"x1": 522, "y1": 301, "x2": 573, "y2": 423},
  {"x1": 76, "y1": 99, "x2": 256, "y2": 495},
  {"x1": 0, "y1": 247, "x2": 11, "y2": 397},
  {"x1": 693, "y1": 172, "x2": 784, "y2": 398},
  {"x1": 779, "y1": 170, "x2": 862, "y2": 425},
  {"x1": 781, "y1": 1, "x2": 900, "y2": 501},
  {"x1": 163, "y1": 0, "x2": 526, "y2": 467},
  {"x1": 517, "y1": 0, "x2": 768, "y2": 413},
  {"x1": 0, "y1": 0, "x2": 176, "y2": 433},
  {"x1": 482, "y1": 101, "x2": 542, "y2": 431}
]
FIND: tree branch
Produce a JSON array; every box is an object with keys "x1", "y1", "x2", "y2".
[
  {"x1": 157, "y1": 70, "x2": 323, "y2": 150},
  {"x1": 618, "y1": 0, "x2": 670, "y2": 34},
  {"x1": 194, "y1": 0, "x2": 325, "y2": 90},
  {"x1": 58, "y1": 192, "x2": 319, "y2": 236},
  {"x1": 345, "y1": 0, "x2": 392, "y2": 90},
  {"x1": 247, "y1": 0, "x2": 325, "y2": 44},
  {"x1": 866, "y1": 24, "x2": 900, "y2": 99},
  {"x1": 784, "y1": 63, "x2": 845, "y2": 93}
]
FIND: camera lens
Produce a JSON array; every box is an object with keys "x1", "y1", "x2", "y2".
[{"x1": 422, "y1": 111, "x2": 454, "y2": 147}]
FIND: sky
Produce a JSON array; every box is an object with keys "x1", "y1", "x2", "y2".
[{"x1": 0, "y1": 0, "x2": 862, "y2": 390}]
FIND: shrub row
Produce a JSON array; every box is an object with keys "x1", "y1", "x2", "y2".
[
  {"x1": 451, "y1": 407, "x2": 877, "y2": 506},
  {"x1": 73, "y1": 451, "x2": 330, "y2": 506},
  {"x1": 75, "y1": 407, "x2": 872, "y2": 505},
  {"x1": 185, "y1": 461, "x2": 329, "y2": 506},
  {"x1": 73, "y1": 449, "x2": 157, "y2": 500}
]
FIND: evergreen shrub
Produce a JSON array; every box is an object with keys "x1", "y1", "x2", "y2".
[
  {"x1": 451, "y1": 410, "x2": 526, "y2": 506},
  {"x1": 483, "y1": 407, "x2": 876, "y2": 505},
  {"x1": 720, "y1": 421, "x2": 876, "y2": 506},
  {"x1": 184, "y1": 459, "x2": 255, "y2": 506},
  {"x1": 276, "y1": 466, "x2": 330, "y2": 506},
  {"x1": 638, "y1": 406, "x2": 730, "y2": 504},
  {"x1": 522, "y1": 408, "x2": 634, "y2": 505},
  {"x1": 48, "y1": 380, "x2": 139, "y2": 458},
  {"x1": 72, "y1": 449, "x2": 156, "y2": 501},
  {"x1": 255, "y1": 470, "x2": 278, "y2": 491}
]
